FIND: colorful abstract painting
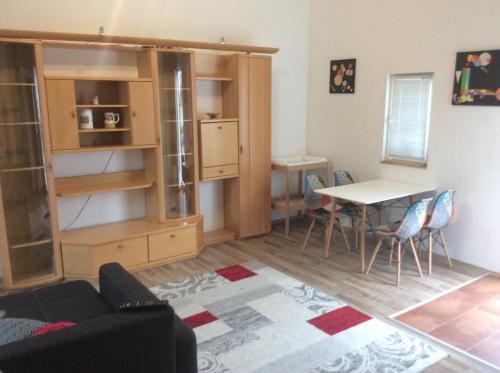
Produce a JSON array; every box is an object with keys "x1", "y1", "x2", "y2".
[
  {"x1": 452, "y1": 49, "x2": 500, "y2": 106},
  {"x1": 329, "y1": 58, "x2": 356, "y2": 94}
]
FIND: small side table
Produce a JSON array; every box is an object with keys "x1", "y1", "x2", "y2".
[{"x1": 271, "y1": 155, "x2": 330, "y2": 236}]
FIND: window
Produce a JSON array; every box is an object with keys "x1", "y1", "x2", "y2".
[{"x1": 382, "y1": 73, "x2": 433, "y2": 167}]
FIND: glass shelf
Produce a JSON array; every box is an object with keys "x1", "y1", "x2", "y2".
[{"x1": 157, "y1": 52, "x2": 196, "y2": 219}]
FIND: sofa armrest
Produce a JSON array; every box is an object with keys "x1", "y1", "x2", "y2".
[
  {"x1": 99, "y1": 262, "x2": 160, "y2": 311},
  {"x1": 0, "y1": 309, "x2": 176, "y2": 373}
]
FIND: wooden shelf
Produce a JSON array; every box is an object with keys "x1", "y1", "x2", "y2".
[
  {"x1": 161, "y1": 120, "x2": 192, "y2": 124},
  {"x1": 55, "y1": 171, "x2": 153, "y2": 197},
  {"x1": 203, "y1": 229, "x2": 235, "y2": 246},
  {"x1": 196, "y1": 76, "x2": 233, "y2": 81},
  {"x1": 159, "y1": 87, "x2": 191, "y2": 90},
  {"x1": 167, "y1": 182, "x2": 194, "y2": 188},
  {"x1": 52, "y1": 144, "x2": 156, "y2": 154},
  {"x1": 271, "y1": 195, "x2": 306, "y2": 213},
  {"x1": 60, "y1": 216, "x2": 202, "y2": 246},
  {"x1": 0, "y1": 82, "x2": 35, "y2": 86},
  {"x1": 79, "y1": 128, "x2": 130, "y2": 133},
  {"x1": 45, "y1": 75, "x2": 152, "y2": 82},
  {"x1": 76, "y1": 104, "x2": 129, "y2": 108},
  {"x1": 199, "y1": 118, "x2": 238, "y2": 123}
]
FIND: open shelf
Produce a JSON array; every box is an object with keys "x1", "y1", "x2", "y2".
[
  {"x1": 167, "y1": 182, "x2": 194, "y2": 188},
  {"x1": 0, "y1": 83, "x2": 35, "y2": 86},
  {"x1": 55, "y1": 171, "x2": 154, "y2": 197},
  {"x1": 1, "y1": 166, "x2": 44, "y2": 173},
  {"x1": 271, "y1": 195, "x2": 306, "y2": 213},
  {"x1": 0, "y1": 122, "x2": 39, "y2": 126},
  {"x1": 199, "y1": 118, "x2": 239, "y2": 123},
  {"x1": 165, "y1": 153, "x2": 193, "y2": 157},
  {"x1": 76, "y1": 104, "x2": 129, "y2": 108},
  {"x1": 52, "y1": 144, "x2": 157, "y2": 154},
  {"x1": 196, "y1": 76, "x2": 233, "y2": 81},
  {"x1": 45, "y1": 75, "x2": 152, "y2": 82},
  {"x1": 79, "y1": 128, "x2": 130, "y2": 133},
  {"x1": 159, "y1": 87, "x2": 191, "y2": 90}
]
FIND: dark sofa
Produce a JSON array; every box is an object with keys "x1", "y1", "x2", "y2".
[{"x1": 0, "y1": 263, "x2": 197, "y2": 373}]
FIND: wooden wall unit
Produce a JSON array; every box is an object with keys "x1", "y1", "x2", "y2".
[{"x1": 0, "y1": 33, "x2": 275, "y2": 288}]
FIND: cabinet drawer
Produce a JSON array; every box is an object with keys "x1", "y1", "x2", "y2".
[
  {"x1": 200, "y1": 121, "x2": 239, "y2": 167},
  {"x1": 94, "y1": 237, "x2": 148, "y2": 271},
  {"x1": 201, "y1": 164, "x2": 239, "y2": 180},
  {"x1": 149, "y1": 225, "x2": 197, "y2": 261}
]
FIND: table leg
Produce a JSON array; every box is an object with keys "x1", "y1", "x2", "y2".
[
  {"x1": 360, "y1": 204, "x2": 367, "y2": 273},
  {"x1": 324, "y1": 197, "x2": 337, "y2": 258},
  {"x1": 298, "y1": 170, "x2": 303, "y2": 217},
  {"x1": 409, "y1": 195, "x2": 413, "y2": 205},
  {"x1": 285, "y1": 171, "x2": 291, "y2": 236},
  {"x1": 378, "y1": 203, "x2": 384, "y2": 225}
]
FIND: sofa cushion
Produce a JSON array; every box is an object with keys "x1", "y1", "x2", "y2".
[
  {"x1": 0, "y1": 318, "x2": 48, "y2": 346},
  {"x1": 0, "y1": 281, "x2": 113, "y2": 323}
]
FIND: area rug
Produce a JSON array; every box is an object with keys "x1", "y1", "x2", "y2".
[
  {"x1": 150, "y1": 261, "x2": 446, "y2": 373},
  {"x1": 392, "y1": 274, "x2": 500, "y2": 370}
]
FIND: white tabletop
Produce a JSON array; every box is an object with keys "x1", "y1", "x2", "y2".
[{"x1": 315, "y1": 179, "x2": 435, "y2": 205}]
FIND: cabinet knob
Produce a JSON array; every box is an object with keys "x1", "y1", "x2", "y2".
[
  {"x1": 217, "y1": 126, "x2": 222, "y2": 129},
  {"x1": 239, "y1": 144, "x2": 243, "y2": 154},
  {"x1": 117, "y1": 244, "x2": 124, "y2": 249},
  {"x1": 70, "y1": 111, "x2": 76, "y2": 119},
  {"x1": 132, "y1": 110, "x2": 136, "y2": 117},
  {"x1": 170, "y1": 234, "x2": 175, "y2": 238},
  {"x1": 219, "y1": 169, "x2": 224, "y2": 174}
]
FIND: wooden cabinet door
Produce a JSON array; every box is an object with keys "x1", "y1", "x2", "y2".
[
  {"x1": 45, "y1": 79, "x2": 79, "y2": 150},
  {"x1": 200, "y1": 121, "x2": 239, "y2": 167},
  {"x1": 129, "y1": 81, "x2": 155, "y2": 145},
  {"x1": 247, "y1": 56, "x2": 272, "y2": 236}
]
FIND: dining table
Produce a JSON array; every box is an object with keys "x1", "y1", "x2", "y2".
[{"x1": 315, "y1": 179, "x2": 435, "y2": 273}]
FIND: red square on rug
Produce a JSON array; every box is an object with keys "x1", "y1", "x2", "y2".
[
  {"x1": 215, "y1": 265, "x2": 257, "y2": 282},
  {"x1": 308, "y1": 306, "x2": 371, "y2": 335},
  {"x1": 183, "y1": 311, "x2": 218, "y2": 329}
]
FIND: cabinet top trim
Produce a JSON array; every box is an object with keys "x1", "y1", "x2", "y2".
[{"x1": 0, "y1": 29, "x2": 279, "y2": 54}]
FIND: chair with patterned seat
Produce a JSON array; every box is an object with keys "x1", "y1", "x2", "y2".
[
  {"x1": 419, "y1": 190, "x2": 455, "y2": 274},
  {"x1": 365, "y1": 198, "x2": 433, "y2": 286},
  {"x1": 302, "y1": 174, "x2": 352, "y2": 256}
]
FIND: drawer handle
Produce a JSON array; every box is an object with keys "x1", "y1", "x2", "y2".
[
  {"x1": 170, "y1": 234, "x2": 175, "y2": 238},
  {"x1": 117, "y1": 244, "x2": 124, "y2": 249},
  {"x1": 217, "y1": 126, "x2": 222, "y2": 129},
  {"x1": 70, "y1": 111, "x2": 76, "y2": 119},
  {"x1": 219, "y1": 169, "x2": 224, "y2": 174},
  {"x1": 132, "y1": 110, "x2": 136, "y2": 117}
]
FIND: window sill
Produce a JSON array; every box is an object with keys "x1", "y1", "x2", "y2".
[{"x1": 380, "y1": 159, "x2": 427, "y2": 169}]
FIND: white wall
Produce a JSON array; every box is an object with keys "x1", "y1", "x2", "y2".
[
  {"x1": 307, "y1": 0, "x2": 500, "y2": 272},
  {"x1": 0, "y1": 0, "x2": 310, "y2": 231}
]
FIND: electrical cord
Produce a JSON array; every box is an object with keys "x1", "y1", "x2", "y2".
[{"x1": 62, "y1": 150, "x2": 116, "y2": 231}]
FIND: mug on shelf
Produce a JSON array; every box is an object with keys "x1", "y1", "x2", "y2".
[
  {"x1": 79, "y1": 109, "x2": 93, "y2": 129},
  {"x1": 104, "y1": 112, "x2": 120, "y2": 129}
]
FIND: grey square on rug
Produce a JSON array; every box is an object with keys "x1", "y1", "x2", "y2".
[{"x1": 150, "y1": 261, "x2": 447, "y2": 373}]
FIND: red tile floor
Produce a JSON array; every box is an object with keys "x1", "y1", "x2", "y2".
[{"x1": 395, "y1": 275, "x2": 500, "y2": 367}]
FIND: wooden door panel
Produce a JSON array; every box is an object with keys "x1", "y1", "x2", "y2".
[
  {"x1": 200, "y1": 121, "x2": 239, "y2": 167},
  {"x1": 247, "y1": 56, "x2": 272, "y2": 236},
  {"x1": 129, "y1": 81, "x2": 155, "y2": 145},
  {"x1": 45, "y1": 79, "x2": 79, "y2": 150}
]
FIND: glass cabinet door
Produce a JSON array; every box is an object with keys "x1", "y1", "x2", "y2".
[
  {"x1": 0, "y1": 42, "x2": 56, "y2": 284},
  {"x1": 157, "y1": 52, "x2": 196, "y2": 219}
]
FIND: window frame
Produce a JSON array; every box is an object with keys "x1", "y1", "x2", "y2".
[{"x1": 381, "y1": 72, "x2": 433, "y2": 168}]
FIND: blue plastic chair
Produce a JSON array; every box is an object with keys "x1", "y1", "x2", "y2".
[
  {"x1": 366, "y1": 198, "x2": 433, "y2": 286},
  {"x1": 419, "y1": 190, "x2": 455, "y2": 274},
  {"x1": 302, "y1": 174, "x2": 352, "y2": 256}
]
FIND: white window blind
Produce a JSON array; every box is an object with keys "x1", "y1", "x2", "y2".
[{"x1": 383, "y1": 73, "x2": 433, "y2": 166}]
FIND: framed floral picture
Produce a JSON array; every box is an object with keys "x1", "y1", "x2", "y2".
[{"x1": 330, "y1": 58, "x2": 356, "y2": 94}]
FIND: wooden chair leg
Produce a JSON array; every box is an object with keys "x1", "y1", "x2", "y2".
[
  {"x1": 428, "y1": 231, "x2": 433, "y2": 275},
  {"x1": 302, "y1": 218, "x2": 315, "y2": 250},
  {"x1": 409, "y1": 237, "x2": 423, "y2": 277},
  {"x1": 365, "y1": 236, "x2": 383, "y2": 274},
  {"x1": 417, "y1": 230, "x2": 424, "y2": 257},
  {"x1": 339, "y1": 223, "x2": 351, "y2": 252},
  {"x1": 439, "y1": 229, "x2": 453, "y2": 268},
  {"x1": 324, "y1": 221, "x2": 337, "y2": 258},
  {"x1": 388, "y1": 237, "x2": 395, "y2": 265},
  {"x1": 396, "y1": 241, "x2": 402, "y2": 286}
]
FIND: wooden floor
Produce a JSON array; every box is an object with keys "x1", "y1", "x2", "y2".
[{"x1": 134, "y1": 218, "x2": 490, "y2": 372}]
